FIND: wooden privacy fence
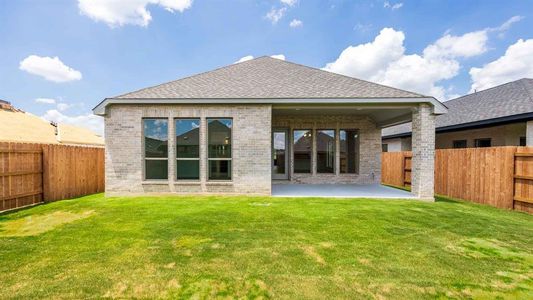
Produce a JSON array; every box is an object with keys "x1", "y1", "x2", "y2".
[
  {"x1": 381, "y1": 146, "x2": 533, "y2": 213},
  {"x1": 0, "y1": 142, "x2": 104, "y2": 212}
]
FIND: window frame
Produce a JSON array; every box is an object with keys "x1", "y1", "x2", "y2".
[
  {"x1": 293, "y1": 129, "x2": 313, "y2": 174},
  {"x1": 474, "y1": 138, "x2": 492, "y2": 148},
  {"x1": 316, "y1": 129, "x2": 336, "y2": 174},
  {"x1": 339, "y1": 129, "x2": 360, "y2": 174},
  {"x1": 206, "y1": 117, "x2": 233, "y2": 181},
  {"x1": 175, "y1": 118, "x2": 201, "y2": 181},
  {"x1": 452, "y1": 140, "x2": 467, "y2": 149},
  {"x1": 142, "y1": 117, "x2": 169, "y2": 181}
]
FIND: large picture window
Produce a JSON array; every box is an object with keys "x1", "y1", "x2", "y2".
[
  {"x1": 208, "y1": 118, "x2": 232, "y2": 180},
  {"x1": 176, "y1": 119, "x2": 200, "y2": 180},
  {"x1": 294, "y1": 130, "x2": 312, "y2": 173},
  {"x1": 317, "y1": 129, "x2": 335, "y2": 173},
  {"x1": 143, "y1": 119, "x2": 168, "y2": 180},
  {"x1": 340, "y1": 129, "x2": 359, "y2": 174}
]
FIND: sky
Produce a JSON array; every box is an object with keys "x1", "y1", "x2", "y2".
[{"x1": 1, "y1": 0, "x2": 533, "y2": 136}]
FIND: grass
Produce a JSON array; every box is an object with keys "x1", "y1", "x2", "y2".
[{"x1": 0, "y1": 194, "x2": 532, "y2": 299}]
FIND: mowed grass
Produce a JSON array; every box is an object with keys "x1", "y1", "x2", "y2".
[{"x1": 0, "y1": 194, "x2": 532, "y2": 299}]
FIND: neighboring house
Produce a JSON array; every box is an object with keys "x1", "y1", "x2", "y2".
[
  {"x1": 93, "y1": 56, "x2": 447, "y2": 198},
  {"x1": 382, "y1": 78, "x2": 533, "y2": 151},
  {"x1": 0, "y1": 100, "x2": 104, "y2": 146}
]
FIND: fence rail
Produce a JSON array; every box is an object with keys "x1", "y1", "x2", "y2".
[
  {"x1": 0, "y1": 142, "x2": 104, "y2": 212},
  {"x1": 382, "y1": 146, "x2": 533, "y2": 213}
]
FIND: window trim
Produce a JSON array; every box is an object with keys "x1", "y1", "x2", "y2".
[
  {"x1": 452, "y1": 139, "x2": 467, "y2": 149},
  {"x1": 474, "y1": 138, "x2": 492, "y2": 148},
  {"x1": 206, "y1": 117, "x2": 233, "y2": 181},
  {"x1": 175, "y1": 118, "x2": 201, "y2": 181},
  {"x1": 293, "y1": 129, "x2": 313, "y2": 174},
  {"x1": 316, "y1": 129, "x2": 336, "y2": 174},
  {"x1": 339, "y1": 129, "x2": 360, "y2": 174},
  {"x1": 142, "y1": 117, "x2": 169, "y2": 181}
]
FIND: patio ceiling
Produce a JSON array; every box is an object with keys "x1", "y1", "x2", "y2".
[{"x1": 272, "y1": 103, "x2": 416, "y2": 128}]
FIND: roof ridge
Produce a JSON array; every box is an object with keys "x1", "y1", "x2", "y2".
[
  {"x1": 518, "y1": 78, "x2": 533, "y2": 102},
  {"x1": 113, "y1": 56, "x2": 265, "y2": 99},
  {"x1": 269, "y1": 56, "x2": 429, "y2": 98}
]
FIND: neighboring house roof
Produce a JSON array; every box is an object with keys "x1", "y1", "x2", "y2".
[
  {"x1": 57, "y1": 123, "x2": 105, "y2": 146},
  {"x1": 94, "y1": 56, "x2": 447, "y2": 116},
  {"x1": 0, "y1": 104, "x2": 104, "y2": 146},
  {"x1": 382, "y1": 78, "x2": 533, "y2": 138}
]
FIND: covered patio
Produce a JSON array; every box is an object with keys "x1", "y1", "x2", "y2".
[{"x1": 272, "y1": 183, "x2": 414, "y2": 198}]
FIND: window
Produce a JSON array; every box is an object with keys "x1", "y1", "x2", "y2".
[
  {"x1": 520, "y1": 137, "x2": 526, "y2": 146},
  {"x1": 382, "y1": 144, "x2": 388, "y2": 152},
  {"x1": 317, "y1": 130, "x2": 335, "y2": 173},
  {"x1": 208, "y1": 118, "x2": 232, "y2": 180},
  {"x1": 143, "y1": 119, "x2": 168, "y2": 180},
  {"x1": 453, "y1": 140, "x2": 467, "y2": 148},
  {"x1": 176, "y1": 119, "x2": 200, "y2": 180},
  {"x1": 293, "y1": 130, "x2": 312, "y2": 173},
  {"x1": 340, "y1": 130, "x2": 359, "y2": 174},
  {"x1": 339, "y1": 129, "x2": 359, "y2": 174},
  {"x1": 474, "y1": 138, "x2": 491, "y2": 148}
]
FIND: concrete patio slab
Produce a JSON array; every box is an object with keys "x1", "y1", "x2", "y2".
[{"x1": 271, "y1": 183, "x2": 415, "y2": 198}]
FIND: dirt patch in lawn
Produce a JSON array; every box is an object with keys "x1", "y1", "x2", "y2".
[
  {"x1": 301, "y1": 245, "x2": 326, "y2": 265},
  {"x1": 0, "y1": 210, "x2": 95, "y2": 237}
]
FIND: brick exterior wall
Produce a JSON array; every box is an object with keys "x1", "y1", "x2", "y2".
[
  {"x1": 105, "y1": 104, "x2": 272, "y2": 196},
  {"x1": 272, "y1": 114, "x2": 382, "y2": 184},
  {"x1": 410, "y1": 104, "x2": 436, "y2": 200}
]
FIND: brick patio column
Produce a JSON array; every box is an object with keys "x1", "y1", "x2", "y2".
[
  {"x1": 411, "y1": 103, "x2": 436, "y2": 201},
  {"x1": 527, "y1": 120, "x2": 533, "y2": 146}
]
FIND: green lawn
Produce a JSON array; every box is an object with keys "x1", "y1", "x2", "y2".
[{"x1": 0, "y1": 194, "x2": 532, "y2": 299}]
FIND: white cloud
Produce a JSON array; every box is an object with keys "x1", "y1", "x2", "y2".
[
  {"x1": 78, "y1": 0, "x2": 192, "y2": 27},
  {"x1": 280, "y1": 0, "x2": 297, "y2": 6},
  {"x1": 270, "y1": 54, "x2": 286, "y2": 60},
  {"x1": 469, "y1": 39, "x2": 533, "y2": 92},
  {"x1": 42, "y1": 109, "x2": 104, "y2": 136},
  {"x1": 383, "y1": 1, "x2": 403, "y2": 10},
  {"x1": 265, "y1": 7, "x2": 287, "y2": 24},
  {"x1": 35, "y1": 98, "x2": 56, "y2": 104},
  {"x1": 491, "y1": 15, "x2": 524, "y2": 32},
  {"x1": 235, "y1": 55, "x2": 254, "y2": 64},
  {"x1": 289, "y1": 19, "x2": 303, "y2": 28},
  {"x1": 19, "y1": 55, "x2": 82, "y2": 83},
  {"x1": 323, "y1": 27, "x2": 491, "y2": 100},
  {"x1": 57, "y1": 103, "x2": 72, "y2": 111}
]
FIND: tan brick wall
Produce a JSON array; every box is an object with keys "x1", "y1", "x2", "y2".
[
  {"x1": 105, "y1": 104, "x2": 272, "y2": 196},
  {"x1": 410, "y1": 104, "x2": 436, "y2": 200},
  {"x1": 272, "y1": 114, "x2": 381, "y2": 184}
]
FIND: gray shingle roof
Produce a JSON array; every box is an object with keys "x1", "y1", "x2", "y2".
[
  {"x1": 382, "y1": 78, "x2": 533, "y2": 137},
  {"x1": 115, "y1": 56, "x2": 426, "y2": 99}
]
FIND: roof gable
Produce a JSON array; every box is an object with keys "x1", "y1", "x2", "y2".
[{"x1": 115, "y1": 56, "x2": 426, "y2": 99}]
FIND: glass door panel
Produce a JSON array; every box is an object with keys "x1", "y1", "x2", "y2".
[{"x1": 272, "y1": 130, "x2": 288, "y2": 180}]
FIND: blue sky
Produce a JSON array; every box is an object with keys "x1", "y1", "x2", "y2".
[{"x1": 1, "y1": 0, "x2": 532, "y2": 135}]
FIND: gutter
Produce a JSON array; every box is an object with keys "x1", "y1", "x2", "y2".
[{"x1": 92, "y1": 97, "x2": 447, "y2": 116}]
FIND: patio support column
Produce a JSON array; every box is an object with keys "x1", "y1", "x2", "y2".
[
  {"x1": 411, "y1": 103, "x2": 436, "y2": 201},
  {"x1": 527, "y1": 120, "x2": 533, "y2": 146}
]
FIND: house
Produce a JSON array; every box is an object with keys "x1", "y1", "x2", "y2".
[
  {"x1": 0, "y1": 100, "x2": 104, "y2": 146},
  {"x1": 382, "y1": 78, "x2": 533, "y2": 151},
  {"x1": 93, "y1": 56, "x2": 447, "y2": 199}
]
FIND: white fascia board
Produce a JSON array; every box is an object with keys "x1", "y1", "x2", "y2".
[{"x1": 93, "y1": 97, "x2": 448, "y2": 116}]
